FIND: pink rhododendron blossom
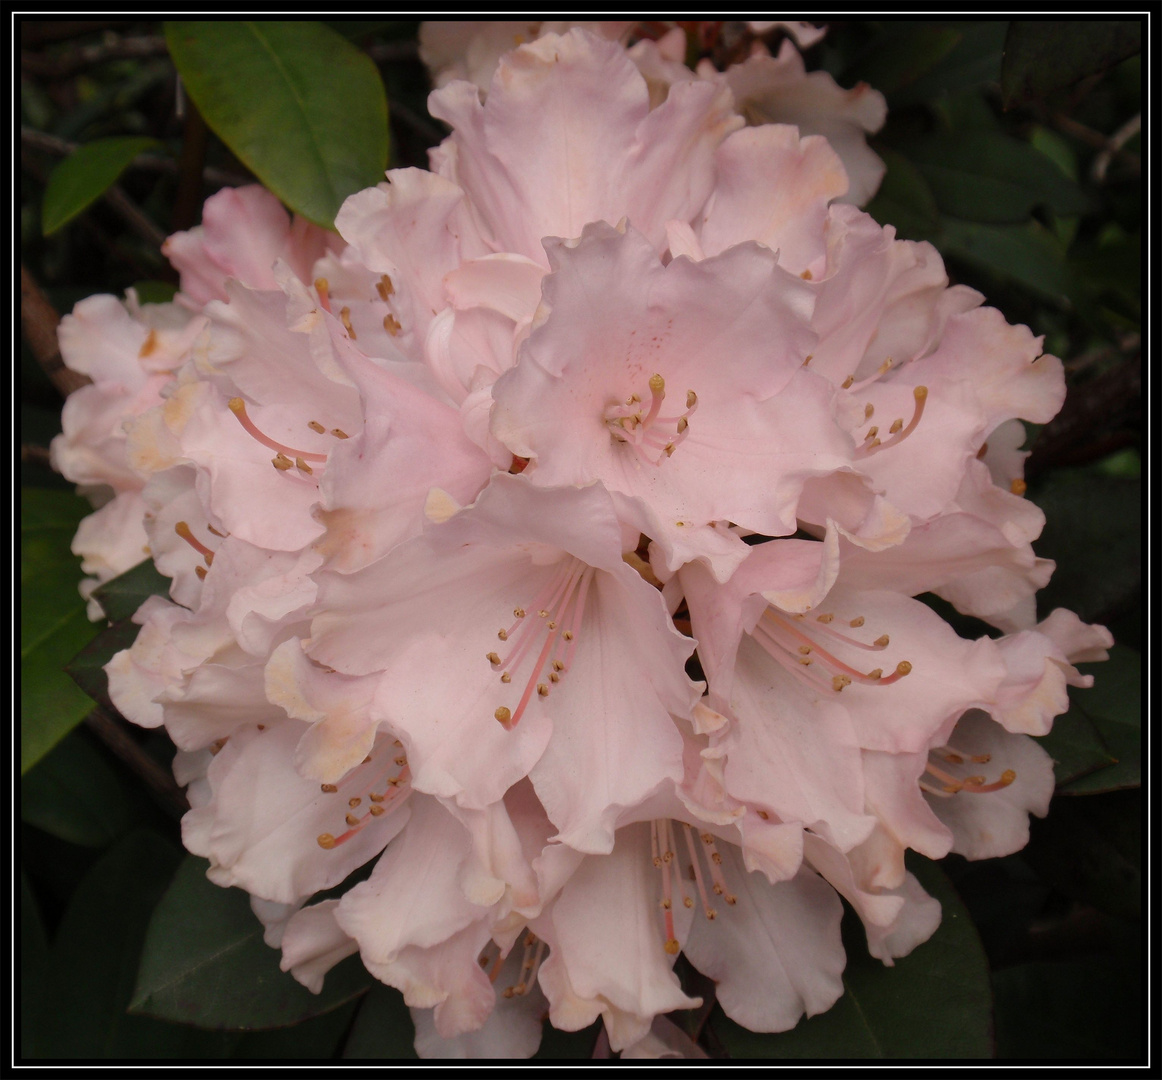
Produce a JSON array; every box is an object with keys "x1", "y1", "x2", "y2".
[{"x1": 46, "y1": 24, "x2": 1115, "y2": 1060}]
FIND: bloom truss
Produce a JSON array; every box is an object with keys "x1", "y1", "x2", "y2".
[{"x1": 51, "y1": 29, "x2": 1112, "y2": 1058}]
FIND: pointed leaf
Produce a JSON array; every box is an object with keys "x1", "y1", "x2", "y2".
[
  {"x1": 42, "y1": 136, "x2": 162, "y2": 235},
  {"x1": 342, "y1": 984, "x2": 418, "y2": 1059},
  {"x1": 21, "y1": 488, "x2": 100, "y2": 774},
  {"x1": 1058, "y1": 646, "x2": 1140, "y2": 794},
  {"x1": 165, "y1": 21, "x2": 389, "y2": 228},
  {"x1": 131, "y1": 855, "x2": 372, "y2": 1028},
  {"x1": 92, "y1": 558, "x2": 173, "y2": 622}
]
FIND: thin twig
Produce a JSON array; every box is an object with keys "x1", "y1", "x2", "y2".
[
  {"x1": 389, "y1": 97, "x2": 449, "y2": 149},
  {"x1": 20, "y1": 264, "x2": 90, "y2": 397},
  {"x1": 84, "y1": 704, "x2": 189, "y2": 819},
  {"x1": 21, "y1": 35, "x2": 169, "y2": 79},
  {"x1": 21, "y1": 126, "x2": 249, "y2": 187},
  {"x1": 21, "y1": 444, "x2": 54, "y2": 466},
  {"x1": 1093, "y1": 112, "x2": 1141, "y2": 182},
  {"x1": 102, "y1": 183, "x2": 167, "y2": 247},
  {"x1": 365, "y1": 39, "x2": 420, "y2": 64},
  {"x1": 1051, "y1": 111, "x2": 1141, "y2": 177}
]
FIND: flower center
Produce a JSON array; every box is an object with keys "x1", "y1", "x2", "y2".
[
  {"x1": 227, "y1": 397, "x2": 348, "y2": 477},
  {"x1": 477, "y1": 931, "x2": 547, "y2": 999},
  {"x1": 852, "y1": 385, "x2": 929, "y2": 460},
  {"x1": 920, "y1": 743, "x2": 1016, "y2": 796},
  {"x1": 751, "y1": 607, "x2": 912, "y2": 693},
  {"x1": 488, "y1": 557, "x2": 595, "y2": 730},
  {"x1": 315, "y1": 737, "x2": 412, "y2": 850},
  {"x1": 603, "y1": 372, "x2": 697, "y2": 466},
  {"x1": 651, "y1": 818, "x2": 737, "y2": 955}
]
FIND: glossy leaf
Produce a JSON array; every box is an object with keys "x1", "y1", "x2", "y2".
[
  {"x1": 865, "y1": 147, "x2": 940, "y2": 242},
  {"x1": 92, "y1": 558, "x2": 173, "y2": 622},
  {"x1": 535, "y1": 1019, "x2": 602, "y2": 1059},
  {"x1": 1058, "y1": 646, "x2": 1140, "y2": 794},
  {"x1": 1001, "y1": 21, "x2": 1142, "y2": 109},
  {"x1": 342, "y1": 984, "x2": 418, "y2": 1059},
  {"x1": 131, "y1": 855, "x2": 373, "y2": 1028},
  {"x1": 235, "y1": 999, "x2": 360, "y2": 1058},
  {"x1": 20, "y1": 728, "x2": 135, "y2": 847},
  {"x1": 713, "y1": 855, "x2": 990, "y2": 1058},
  {"x1": 898, "y1": 131, "x2": 1091, "y2": 224},
  {"x1": 166, "y1": 21, "x2": 389, "y2": 228},
  {"x1": 892, "y1": 21, "x2": 1008, "y2": 108},
  {"x1": 65, "y1": 618, "x2": 142, "y2": 705},
  {"x1": 21, "y1": 488, "x2": 100, "y2": 774},
  {"x1": 1037, "y1": 698, "x2": 1117, "y2": 788},
  {"x1": 843, "y1": 23, "x2": 962, "y2": 98},
  {"x1": 939, "y1": 217, "x2": 1070, "y2": 303},
  {"x1": 41, "y1": 136, "x2": 161, "y2": 235},
  {"x1": 22, "y1": 830, "x2": 242, "y2": 1058}
]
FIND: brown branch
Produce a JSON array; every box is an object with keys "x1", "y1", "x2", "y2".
[
  {"x1": 83, "y1": 704, "x2": 189, "y2": 819},
  {"x1": 19, "y1": 21, "x2": 117, "y2": 47},
  {"x1": 171, "y1": 100, "x2": 209, "y2": 232},
  {"x1": 20, "y1": 264, "x2": 90, "y2": 397},
  {"x1": 21, "y1": 443, "x2": 54, "y2": 466},
  {"x1": 103, "y1": 183, "x2": 167, "y2": 247},
  {"x1": 21, "y1": 34, "x2": 169, "y2": 79}
]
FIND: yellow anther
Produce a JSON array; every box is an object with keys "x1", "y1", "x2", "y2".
[
  {"x1": 945, "y1": 753, "x2": 964, "y2": 764},
  {"x1": 552, "y1": 660, "x2": 565, "y2": 672},
  {"x1": 384, "y1": 314, "x2": 401, "y2": 336},
  {"x1": 339, "y1": 306, "x2": 356, "y2": 339},
  {"x1": 549, "y1": 672, "x2": 560, "y2": 683},
  {"x1": 875, "y1": 634, "x2": 890, "y2": 647},
  {"x1": 649, "y1": 373, "x2": 665, "y2": 394},
  {"x1": 495, "y1": 706, "x2": 512, "y2": 725},
  {"x1": 330, "y1": 428, "x2": 349, "y2": 439},
  {"x1": 867, "y1": 668, "x2": 883, "y2": 680},
  {"x1": 563, "y1": 631, "x2": 574, "y2": 641},
  {"x1": 1011, "y1": 478, "x2": 1027, "y2": 496},
  {"x1": 537, "y1": 683, "x2": 550, "y2": 697},
  {"x1": 832, "y1": 674, "x2": 852, "y2": 692},
  {"x1": 663, "y1": 443, "x2": 675, "y2": 456},
  {"x1": 798, "y1": 645, "x2": 811, "y2": 655},
  {"x1": 798, "y1": 656, "x2": 812, "y2": 666},
  {"x1": 369, "y1": 804, "x2": 385, "y2": 816},
  {"x1": 895, "y1": 661, "x2": 912, "y2": 676},
  {"x1": 348, "y1": 797, "x2": 362, "y2": 808},
  {"x1": 195, "y1": 565, "x2": 207, "y2": 580},
  {"x1": 1001, "y1": 769, "x2": 1017, "y2": 785},
  {"x1": 757, "y1": 810, "x2": 770, "y2": 820},
  {"x1": 850, "y1": 616, "x2": 865, "y2": 627},
  {"x1": 865, "y1": 426, "x2": 879, "y2": 440},
  {"x1": 376, "y1": 274, "x2": 394, "y2": 300},
  {"x1": 500, "y1": 673, "x2": 511, "y2": 683},
  {"x1": 816, "y1": 613, "x2": 833, "y2": 623},
  {"x1": 487, "y1": 652, "x2": 501, "y2": 666},
  {"x1": 317, "y1": 833, "x2": 336, "y2": 849},
  {"x1": 227, "y1": 396, "x2": 246, "y2": 415},
  {"x1": 890, "y1": 418, "x2": 904, "y2": 434},
  {"x1": 684, "y1": 896, "x2": 695, "y2": 908},
  {"x1": 676, "y1": 416, "x2": 688, "y2": 433},
  {"x1": 345, "y1": 813, "x2": 360, "y2": 827},
  {"x1": 802, "y1": 354, "x2": 813, "y2": 366},
  {"x1": 800, "y1": 269, "x2": 813, "y2": 280},
  {"x1": 547, "y1": 621, "x2": 557, "y2": 630},
  {"x1": 308, "y1": 420, "x2": 325, "y2": 433},
  {"x1": 498, "y1": 629, "x2": 508, "y2": 641},
  {"x1": 394, "y1": 755, "x2": 407, "y2": 766},
  {"x1": 661, "y1": 898, "x2": 672, "y2": 910},
  {"x1": 320, "y1": 783, "x2": 337, "y2": 793},
  {"x1": 272, "y1": 453, "x2": 293, "y2": 471},
  {"x1": 369, "y1": 791, "x2": 384, "y2": 802},
  {"x1": 725, "y1": 894, "x2": 737, "y2": 905},
  {"x1": 538, "y1": 609, "x2": 549, "y2": 618},
  {"x1": 664, "y1": 939, "x2": 680, "y2": 955},
  {"x1": 914, "y1": 385, "x2": 928, "y2": 402},
  {"x1": 295, "y1": 457, "x2": 313, "y2": 475},
  {"x1": 865, "y1": 403, "x2": 874, "y2": 420},
  {"x1": 514, "y1": 607, "x2": 526, "y2": 618},
  {"x1": 972, "y1": 753, "x2": 992, "y2": 764},
  {"x1": 686, "y1": 390, "x2": 697, "y2": 408},
  {"x1": 706, "y1": 909, "x2": 718, "y2": 921},
  {"x1": 842, "y1": 375, "x2": 854, "y2": 389}
]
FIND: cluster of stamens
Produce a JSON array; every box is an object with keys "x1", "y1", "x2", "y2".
[
  {"x1": 852, "y1": 385, "x2": 929, "y2": 459},
  {"x1": 174, "y1": 520, "x2": 223, "y2": 581},
  {"x1": 315, "y1": 739, "x2": 411, "y2": 850},
  {"x1": 227, "y1": 397, "x2": 348, "y2": 476},
  {"x1": 489, "y1": 557, "x2": 594, "y2": 730},
  {"x1": 752, "y1": 608, "x2": 912, "y2": 695},
  {"x1": 651, "y1": 819, "x2": 737, "y2": 955},
  {"x1": 603, "y1": 373, "x2": 697, "y2": 466},
  {"x1": 476, "y1": 932, "x2": 547, "y2": 999},
  {"x1": 920, "y1": 744, "x2": 1016, "y2": 797}
]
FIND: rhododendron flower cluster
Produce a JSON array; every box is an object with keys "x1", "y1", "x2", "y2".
[{"x1": 52, "y1": 29, "x2": 1111, "y2": 1058}]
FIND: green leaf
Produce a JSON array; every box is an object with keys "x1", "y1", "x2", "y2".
[
  {"x1": 535, "y1": 1018, "x2": 602, "y2": 1059},
  {"x1": 865, "y1": 146, "x2": 940, "y2": 242},
  {"x1": 1058, "y1": 646, "x2": 1140, "y2": 794},
  {"x1": 234, "y1": 999, "x2": 360, "y2": 1058},
  {"x1": 938, "y1": 217, "x2": 1070, "y2": 302},
  {"x1": 897, "y1": 131, "x2": 1091, "y2": 224},
  {"x1": 131, "y1": 280, "x2": 179, "y2": 304},
  {"x1": 20, "y1": 729, "x2": 135, "y2": 847},
  {"x1": 713, "y1": 855, "x2": 990, "y2": 1058},
  {"x1": 1001, "y1": 21, "x2": 1142, "y2": 109},
  {"x1": 892, "y1": 21, "x2": 1009, "y2": 108},
  {"x1": 1037, "y1": 699, "x2": 1117, "y2": 787},
  {"x1": 342, "y1": 984, "x2": 418, "y2": 1058},
  {"x1": 21, "y1": 488, "x2": 101, "y2": 774},
  {"x1": 41, "y1": 136, "x2": 161, "y2": 235},
  {"x1": 23, "y1": 830, "x2": 241, "y2": 1058},
  {"x1": 844, "y1": 23, "x2": 963, "y2": 98},
  {"x1": 166, "y1": 21, "x2": 389, "y2": 228},
  {"x1": 92, "y1": 558, "x2": 173, "y2": 622},
  {"x1": 65, "y1": 618, "x2": 142, "y2": 704},
  {"x1": 131, "y1": 855, "x2": 372, "y2": 1028}
]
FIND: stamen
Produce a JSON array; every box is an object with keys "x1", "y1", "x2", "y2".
[
  {"x1": 856, "y1": 386, "x2": 928, "y2": 459},
  {"x1": 175, "y1": 521, "x2": 215, "y2": 565},
  {"x1": 339, "y1": 306, "x2": 356, "y2": 340},
  {"x1": 308, "y1": 420, "x2": 326, "y2": 434},
  {"x1": 314, "y1": 277, "x2": 332, "y2": 313},
  {"x1": 376, "y1": 274, "x2": 394, "y2": 300},
  {"x1": 1011, "y1": 478, "x2": 1027, "y2": 496},
  {"x1": 195, "y1": 566, "x2": 207, "y2": 580},
  {"x1": 228, "y1": 398, "x2": 328, "y2": 463},
  {"x1": 384, "y1": 314, "x2": 401, "y2": 336}
]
